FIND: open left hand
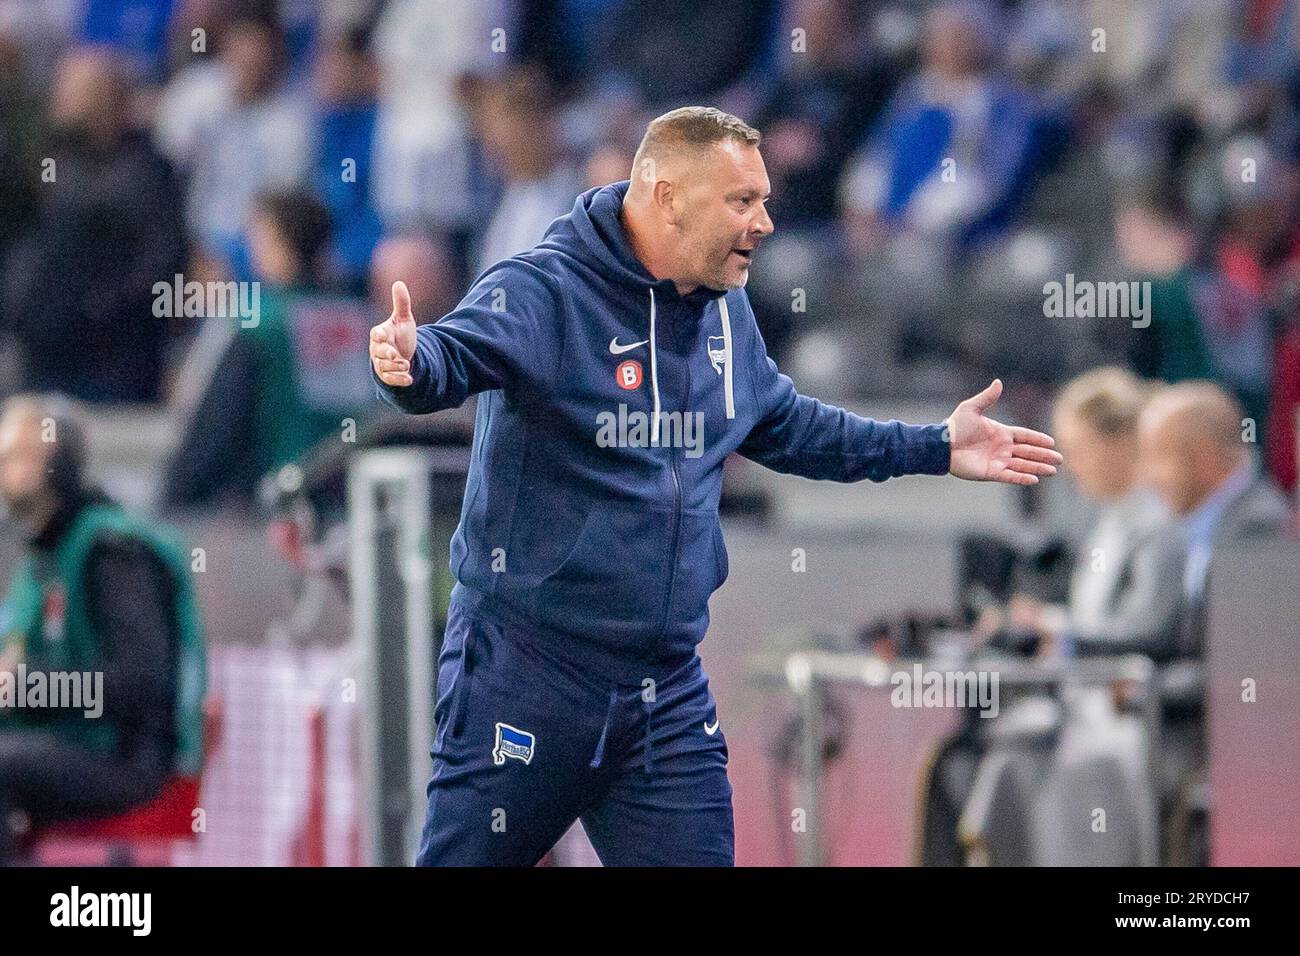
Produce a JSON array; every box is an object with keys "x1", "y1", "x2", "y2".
[{"x1": 945, "y1": 379, "x2": 1062, "y2": 486}]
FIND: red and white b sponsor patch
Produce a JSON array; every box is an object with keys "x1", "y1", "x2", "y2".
[{"x1": 616, "y1": 360, "x2": 642, "y2": 390}]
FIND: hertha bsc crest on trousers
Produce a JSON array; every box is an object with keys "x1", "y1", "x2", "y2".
[{"x1": 493, "y1": 722, "x2": 536, "y2": 765}]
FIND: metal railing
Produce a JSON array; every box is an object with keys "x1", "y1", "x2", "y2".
[{"x1": 756, "y1": 648, "x2": 1161, "y2": 866}]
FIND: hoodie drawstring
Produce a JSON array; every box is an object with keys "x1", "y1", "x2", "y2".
[
  {"x1": 717, "y1": 295, "x2": 735, "y2": 420},
  {"x1": 648, "y1": 287, "x2": 662, "y2": 444},
  {"x1": 588, "y1": 687, "x2": 655, "y2": 775},
  {"x1": 590, "y1": 688, "x2": 618, "y2": 769},
  {"x1": 642, "y1": 694, "x2": 655, "y2": 775},
  {"x1": 650, "y1": 287, "x2": 736, "y2": 431}
]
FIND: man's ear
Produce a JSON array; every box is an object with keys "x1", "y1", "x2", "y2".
[{"x1": 652, "y1": 178, "x2": 679, "y2": 227}]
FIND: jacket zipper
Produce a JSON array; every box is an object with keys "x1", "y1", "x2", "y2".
[
  {"x1": 655, "y1": 312, "x2": 690, "y2": 652},
  {"x1": 657, "y1": 443, "x2": 682, "y2": 650}
]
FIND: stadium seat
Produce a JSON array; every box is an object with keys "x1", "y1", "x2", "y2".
[{"x1": 29, "y1": 697, "x2": 223, "y2": 866}]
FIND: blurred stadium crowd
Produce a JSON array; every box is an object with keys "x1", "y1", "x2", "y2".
[{"x1": 0, "y1": 0, "x2": 1297, "y2": 508}]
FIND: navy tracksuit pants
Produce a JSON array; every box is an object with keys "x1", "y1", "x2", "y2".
[{"x1": 416, "y1": 598, "x2": 734, "y2": 866}]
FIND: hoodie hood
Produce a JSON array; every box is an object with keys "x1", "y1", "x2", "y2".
[
  {"x1": 542, "y1": 180, "x2": 724, "y2": 309},
  {"x1": 538, "y1": 180, "x2": 733, "y2": 446}
]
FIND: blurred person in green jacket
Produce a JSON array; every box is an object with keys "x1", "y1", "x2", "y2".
[
  {"x1": 162, "y1": 189, "x2": 375, "y2": 507},
  {"x1": 0, "y1": 395, "x2": 205, "y2": 864},
  {"x1": 245, "y1": 189, "x2": 374, "y2": 475}
]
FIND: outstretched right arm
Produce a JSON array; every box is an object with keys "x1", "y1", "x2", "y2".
[{"x1": 370, "y1": 262, "x2": 562, "y2": 415}]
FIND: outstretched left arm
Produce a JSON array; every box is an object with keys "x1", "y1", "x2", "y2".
[
  {"x1": 737, "y1": 352, "x2": 951, "y2": 483},
  {"x1": 736, "y1": 295, "x2": 1060, "y2": 485}
]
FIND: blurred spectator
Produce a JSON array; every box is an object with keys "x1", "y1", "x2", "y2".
[
  {"x1": 1140, "y1": 380, "x2": 1291, "y2": 601},
  {"x1": 1121, "y1": 177, "x2": 1295, "y2": 485},
  {"x1": 584, "y1": 139, "x2": 636, "y2": 190},
  {"x1": 0, "y1": 0, "x2": 80, "y2": 86},
  {"x1": 469, "y1": 66, "x2": 582, "y2": 274},
  {"x1": 0, "y1": 35, "x2": 42, "y2": 334},
  {"x1": 2, "y1": 46, "x2": 185, "y2": 403},
  {"x1": 1117, "y1": 193, "x2": 1215, "y2": 382},
  {"x1": 163, "y1": 189, "x2": 373, "y2": 507},
  {"x1": 1224, "y1": 0, "x2": 1294, "y2": 89},
  {"x1": 311, "y1": 22, "x2": 383, "y2": 288},
  {"x1": 368, "y1": 0, "x2": 510, "y2": 234},
  {"x1": 79, "y1": 0, "x2": 177, "y2": 81},
  {"x1": 245, "y1": 189, "x2": 370, "y2": 472},
  {"x1": 1004, "y1": 0, "x2": 1091, "y2": 105},
  {"x1": 1188, "y1": 196, "x2": 1281, "y2": 432},
  {"x1": 1084, "y1": 0, "x2": 1237, "y2": 114},
  {"x1": 151, "y1": 7, "x2": 235, "y2": 168},
  {"x1": 1001, "y1": 368, "x2": 1185, "y2": 660},
  {"x1": 840, "y1": 0, "x2": 1048, "y2": 256},
  {"x1": 1137, "y1": 379, "x2": 1291, "y2": 862},
  {"x1": 1266, "y1": 288, "x2": 1300, "y2": 494},
  {"x1": 588, "y1": 0, "x2": 779, "y2": 115},
  {"x1": 163, "y1": 14, "x2": 311, "y2": 277},
  {"x1": 752, "y1": 0, "x2": 898, "y2": 229},
  {"x1": 0, "y1": 394, "x2": 205, "y2": 865},
  {"x1": 369, "y1": 232, "x2": 459, "y2": 326},
  {"x1": 508, "y1": 0, "x2": 583, "y2": 92}
]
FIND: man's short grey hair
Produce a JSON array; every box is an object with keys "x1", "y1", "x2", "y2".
[
  {"x1": 633, "y1": 106, "x2": 761, "y2": 171},
  {"x1": 1144, "y1": 380, "x2": 1247, "y2": 453}
]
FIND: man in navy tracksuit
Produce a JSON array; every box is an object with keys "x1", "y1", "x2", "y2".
[{"x1": 369, "y1": 108, "x2": 1061, "y2": 866}]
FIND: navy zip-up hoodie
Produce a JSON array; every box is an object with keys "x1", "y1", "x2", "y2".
[{"x1": 376, "y1": 180, "x2": 951, "y2": 679}]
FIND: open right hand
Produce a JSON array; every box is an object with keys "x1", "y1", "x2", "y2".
[{"x1": 370, "y1": 280, "x2": 418, "y2": 387}]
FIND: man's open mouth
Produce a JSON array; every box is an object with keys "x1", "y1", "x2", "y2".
[{"x1": 731, "y1": 248, "x2": 753, "y2": 262}]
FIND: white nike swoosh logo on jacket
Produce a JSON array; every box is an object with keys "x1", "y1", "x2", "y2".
[{"x1": 609, "y1": 337, "x2": 649, "y2": 355}]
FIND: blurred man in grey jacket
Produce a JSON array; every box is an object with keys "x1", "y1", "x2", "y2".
[
  {"x1": 1141, "y1": 381, "x2": 1291, "y2": 629},
  {"x1": 1138, "y1": 380, "x2": 1292, "y2": 863}
]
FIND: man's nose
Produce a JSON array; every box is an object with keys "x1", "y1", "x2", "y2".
[{"x1": 752, "y1": 208, "x2": 774, "y2": 237}]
